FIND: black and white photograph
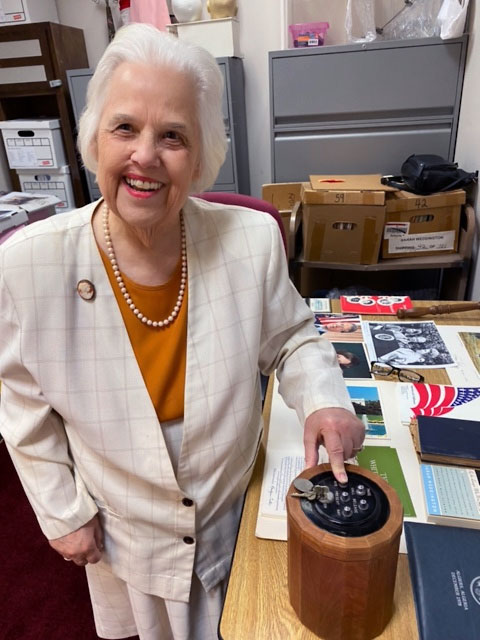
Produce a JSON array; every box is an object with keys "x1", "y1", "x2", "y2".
[{"x1": 363, "y1": 321, "x2": 455, "y2": 369}]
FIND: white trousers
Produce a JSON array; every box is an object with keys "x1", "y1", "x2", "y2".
[{"x1": 86, "y1": 561, "x2": 226, "y2": 640}]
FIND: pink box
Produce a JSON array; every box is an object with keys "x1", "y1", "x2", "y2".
[{"x1": 288, "y1": 22, "x2": 329, "y2": 48}]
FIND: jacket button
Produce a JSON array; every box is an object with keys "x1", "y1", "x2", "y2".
[
  {"x1": 182, "y1": 498, "x2": 194, "y2": 507},
  {"x1": 183, "y1": 536, "x2": 195, "y2": 545}
]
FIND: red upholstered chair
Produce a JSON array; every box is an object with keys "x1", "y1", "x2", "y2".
[{"x1": 195, "y1": 191, "x2": 287, "y2": 254}]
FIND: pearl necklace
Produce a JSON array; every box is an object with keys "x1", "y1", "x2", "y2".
[{"x1": 102, "y1": 203, "x2": 187, "y2": 328}]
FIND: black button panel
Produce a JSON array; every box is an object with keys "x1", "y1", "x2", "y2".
[{"x1": 300, "y1": 470, "x2": 390, "y2": 537}]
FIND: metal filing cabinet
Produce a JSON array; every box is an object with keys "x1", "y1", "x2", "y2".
[
  {"x1": 67, "y1": 56, "x2": 249, "y2": 201},
  {"x1": 269, "y1": 36, "x2": 468, "y2": 182}
]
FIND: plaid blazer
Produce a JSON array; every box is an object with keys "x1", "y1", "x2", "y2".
[{"x1": 0, "y1": 197, "x2": 352, "y2": 601}]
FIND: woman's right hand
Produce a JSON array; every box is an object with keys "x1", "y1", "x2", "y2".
[{"x1": 49, "y1": 514, "x2": 103, "y2": 566}]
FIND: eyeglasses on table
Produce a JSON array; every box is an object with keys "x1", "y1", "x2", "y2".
[{"x1": 370, "y1": 361, "x2": 424, "y2": 383}]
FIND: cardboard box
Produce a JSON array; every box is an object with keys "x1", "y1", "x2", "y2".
[
  {"x1": 0, "y1": 118, "x2": 66, "y2": 170},
  {"x1": 0, "y1": 191, "x2": 59, "y2": 244},
  {"x1": 0, "y1": 0, "x2": 58, "y2": 25},
  {"x1": 166, "y1": 18, "x2": 241, "y2": 57},
  {"x1": 302, "y1": 202, "x2": 385, "y2": 264},
  {"x1": 262, "y1": 182, "x2": 303, "y2": 241},
  {"x1": 301, "y1": 176, "x2": 392, "y2": 264},
  {"x1": 308, "y1": 174, "x2": 396, "y2": 205},
  {"x1": 382, "y1": 189, "x2": 465, "y2": 259},
  {"x1": 17, "y1": 165, "x2": 75, "y2": 212}
]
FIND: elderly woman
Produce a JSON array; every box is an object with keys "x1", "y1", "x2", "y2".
[{"x1": 0, "y1": 24, "x2": 363, "y2": 640}]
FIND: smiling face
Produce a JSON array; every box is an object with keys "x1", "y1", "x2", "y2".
[{"x1": 94, "y1": 62, "x2": 201, "y2": 232}]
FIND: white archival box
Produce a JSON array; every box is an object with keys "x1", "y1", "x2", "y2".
[
  {"x1": 0, "y1": 0, "x2": 59, "y2": 25},
  {"x1": 0, "y1": 118, "x2": 66, "y2": 170},
  {"x1": 17, "y1": 165, "x2": 75, "y2": 212},
  {"x1": 166, "y1": 18, "x2": 241, "y2": 58}
]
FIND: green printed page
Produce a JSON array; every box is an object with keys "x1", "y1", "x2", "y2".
[{"x1": 357, "y1": 446, "x2": 416, "y2": 517}]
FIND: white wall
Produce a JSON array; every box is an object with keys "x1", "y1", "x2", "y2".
[{"x1": 55, "y1": 0, "x2": 113, "y2": 67}]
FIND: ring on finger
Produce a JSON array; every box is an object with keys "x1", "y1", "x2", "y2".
[{"x1": 63, "y1": 557, "x2": 72, "y2": 561}]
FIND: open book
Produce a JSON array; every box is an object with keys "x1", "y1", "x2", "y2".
[{"x1": 256, "y1": 378, "x2": 424, "y2": 552}]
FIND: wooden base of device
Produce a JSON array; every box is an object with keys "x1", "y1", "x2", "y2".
[{"x1": 287, "y1": 464, "x2": 403, "y2": 640}]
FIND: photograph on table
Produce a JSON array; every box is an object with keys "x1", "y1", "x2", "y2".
[
  {"x1": 363, "y1": 320, "x2": 455, "y2": 369},
  {"x1": 314, "y1": 312, "x2": 363, "y2": 342},
  {"x1": 434, "y1": 326, "x2": 480, "y2": 386},
  {"x1": 346, "y1": 384, "x2": 387, "y2": 438},
  {"x1": 459, "y1": 332, "x2": 480, "y2": 374},
  {"x1": 332, "y1": 342, "x2": 371, "y2": 379}
]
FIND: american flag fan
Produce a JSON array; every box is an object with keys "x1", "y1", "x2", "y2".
[{"x1": 410, "y1": 383, "x2": 480, "y2": 417}]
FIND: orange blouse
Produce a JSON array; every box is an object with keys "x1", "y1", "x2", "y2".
[{"x1": 100, "y1": 249, "x2": 187, "y2": 422}]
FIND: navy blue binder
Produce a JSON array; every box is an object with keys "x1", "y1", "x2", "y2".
[{"x1": 405, "y1": 522, "x2": 480, "y2": 640}]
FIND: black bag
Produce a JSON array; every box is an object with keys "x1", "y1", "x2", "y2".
[{"x1": 381, "y1": 154, "x2": 478, "y2": 195}]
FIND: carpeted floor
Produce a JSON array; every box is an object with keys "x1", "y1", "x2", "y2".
[{"x1": 0, "y1": 441, "x2": 138, "y2": 640}]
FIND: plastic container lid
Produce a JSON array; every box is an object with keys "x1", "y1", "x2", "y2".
[{"x1": 0, "y1": 118, "x2": 61, "y2": 130}]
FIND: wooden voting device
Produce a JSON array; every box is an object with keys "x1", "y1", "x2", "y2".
[{"x1": 287, "y1": 464, "x2": 403, "y2": 640}]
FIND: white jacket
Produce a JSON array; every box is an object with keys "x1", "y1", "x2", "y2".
[{"x1": 0, "y1": 197, "x2": 352, "y2": 601}]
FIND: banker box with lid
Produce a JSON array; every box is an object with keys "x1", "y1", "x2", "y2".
[
  {"x1": 0, "y1": 0, "x2": 58, "y2": 25},
  {"x1": 262, "y1": 182, "x2": 302, "y2": 254},
  {"x1": 17, "y1": 165, "x2": 75, "y2": 212},
  {"x1": 301, "y1": 175, "x2": 395, "y2": 265},
  {"x1": 0, "y1": 118, "x2": 66, "y2": 170},
  {"x1": 382, "y1": 189, "x2": 465, "y2": 259}
]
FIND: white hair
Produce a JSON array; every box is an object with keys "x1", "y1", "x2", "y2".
[{"x1": 77, "y1": 23, "x2": 227, "y2": 193}]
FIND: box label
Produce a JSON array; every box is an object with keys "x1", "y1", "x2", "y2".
[
  {"x1": 388, "y1": 230, "x2": 456, "y2": 254},
  {"x1": 6, "y1": 147, "x2": 36, "y2": 167},
  {"x1": 384, "y1": 222, "x2": 410, "y2": 238}
]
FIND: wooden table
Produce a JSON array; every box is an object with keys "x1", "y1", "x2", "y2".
[{"x1": 219, "y1": 301, "x2": 480, "y2": 639}]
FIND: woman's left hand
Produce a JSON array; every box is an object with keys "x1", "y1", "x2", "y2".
[
  {"x1": 303, "y1": 408, "x2": 365, "y2": 483},
  {"x1": 49, "y1": 514, "x2": 104, "y2": 566}
]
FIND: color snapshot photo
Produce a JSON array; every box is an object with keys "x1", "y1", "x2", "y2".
[
  {"x1": 346, "y1": 384, "x2": 387, "y2": 438},
  {"x1": 332, "y1": 342, "x2": 372, "y2": 379},
  {"x1": 314, "y1": 313, "x2": 363, "y2": 343},
  {"x1": 458, "y1": 332, "x2": 480, "y2": 375}
]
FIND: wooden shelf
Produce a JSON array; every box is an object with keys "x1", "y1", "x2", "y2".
[
  {"x1": 0, "y1": 22, "x2": 89, "y2": 208},
  {"x1": 288, "y1": 204, "x2": 475, "y2": 300},
  {"x1": 298, "y1": 251, "x2": 466, "y2": 272}
]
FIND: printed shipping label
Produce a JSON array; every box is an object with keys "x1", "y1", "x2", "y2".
[
  {"x1": 384, "y1": 222, "x2": 410, "y2": 238},
  {"x1": 388, "y1": 230, "x2": 455, "y2": 254}
]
